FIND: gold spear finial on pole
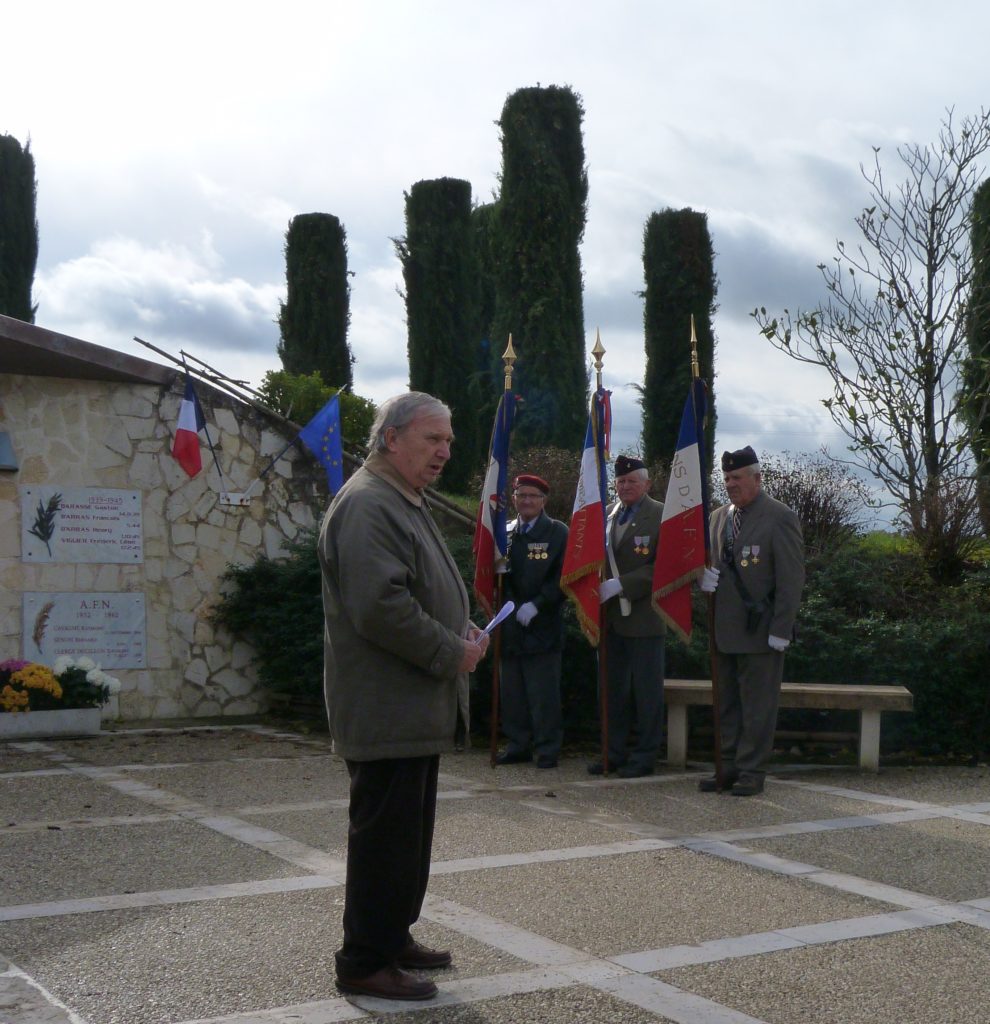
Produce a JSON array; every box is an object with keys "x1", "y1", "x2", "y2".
[
  {"x1": 502, "y1": 334, "x2": 517, "y2": 392},
  {"x1": 690, "y1": 315, "x2": 700, "y2": 380},
  {"x1": 592, "y1": 328, "x2": 605, "y2": 392}
]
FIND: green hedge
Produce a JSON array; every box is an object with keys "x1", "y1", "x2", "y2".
[{"x1": 213, "y1": 526, "x2": 990, "y2": 760}]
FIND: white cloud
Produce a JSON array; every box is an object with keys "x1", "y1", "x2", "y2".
[
  {"x1": 35, "y1": 235, "x2": 283, "y2": 369},
  {"x1": 4, "y1": 0, "x2": 988, "y2": 530}
]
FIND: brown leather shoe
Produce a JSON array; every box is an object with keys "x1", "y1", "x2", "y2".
[
  {"x1": 396, "y1": 938, "x2": 453, "y2": 969},
  {"x1": 335, "y1": 965, "x2": 438, "y2": 1001}
]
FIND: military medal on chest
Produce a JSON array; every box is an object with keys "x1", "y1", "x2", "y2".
[
  {"x1": 634, "y1": 535, "x2": 651, "y2": 556},
  {"x1": 740, "y1": 545, "x2": 751, "y2": 567},
  {"x1": 528, "y1": 542, "x2": 549, "y2": 560},
  {"x1": 750, "y1": 544, "x2": 760, "y2": 565}
]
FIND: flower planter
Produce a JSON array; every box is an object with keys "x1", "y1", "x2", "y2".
[{"x1": 0, "y1": 707, "x2": 102, "y2": 740}]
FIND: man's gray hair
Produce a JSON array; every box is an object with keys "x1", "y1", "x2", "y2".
[
  {"x1": 368, "y1": 392, "x2": 452, "y2": 452},
  {"x1": 630, "y1": 467, "x2": 650, "y2": 482}
]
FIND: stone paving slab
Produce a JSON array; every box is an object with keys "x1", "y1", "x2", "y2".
[
  {"x1": 743, "y1": 817, "x2": 990, "y2": 903},
  {"x1": 3, "y1": 728, "x2": 990, "y2": 1024},
  {"x1": 0, "y1": 772, "x2": 168, "y2": 823},
  {"x1": 428, "y1": 848, "x2": 897, "y2": 958},
  {"x1": 781, "y1": 765, "x2": 990, "y2": 803},
  {"x1": 0, "y1": 819, "x2": 303, "y2": 905},
  {"x1": 535, "y1": 775, "x2": 900, "y2": 836},
  {"x1": 0, "y1": 891, "x2": 528, "y2": 1024},
  {"x1": 46, "y1": 728, "x2": 331, "y2": 766},
  {"x1": 0, "y1": 746, "x2": 61, "y2": 774},
  {"x1": 373, "y1": 984, "x2": 674, "y2": 1024},
  {"x1": 135, "y1": 755, "x2": 348, "y2": 808},
  {"x1": 240, "y1": 793, "x2": 644, "y2": 863},
  {"x1": 659, "y1": 922, "x2": 990, "y2": 1024}
]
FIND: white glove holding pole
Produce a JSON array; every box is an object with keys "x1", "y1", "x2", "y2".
[
  {"x1": 599, "y1": 578, "x2": 623, "y2": 602},
  {"x1": 768, "y1": 635, "x2": 790, "y2": 652},
  {"x1": 516, "y1": 601, "x2": 538, "y2": 627},
  {"x1": 700, "y1": 566, "x2": 720, "y2": 593}
]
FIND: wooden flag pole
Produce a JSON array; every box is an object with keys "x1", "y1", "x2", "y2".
[
  {"x1": 691, "y1": 316, "x2": 724, "y2": 789},
  {"x1": 592, "y1": 331, "x2": 611, "y2": 775},
  {"x1": 490, "y1": 336, "x2": 517, "y2": 768}
]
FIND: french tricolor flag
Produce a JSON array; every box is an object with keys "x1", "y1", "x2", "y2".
[
  {"x1": 652, "y1": 377, "x2": 710, "y2": 642},
  {"x1": 172, "y1": 373, "x2": 206, "y2": 477},
  {"x1": 560, "y1": 387, "x2": 611, "y2": 646},
  {"x1": 472, "y1": 391, "x2": 516, "y2": 619}
]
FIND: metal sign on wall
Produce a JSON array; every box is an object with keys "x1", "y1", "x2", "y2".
[
  {"x1": 21, "y1": 487, "x2": 143, "y2": 564},
  {"x1": 22, "y1": 592, "x2": 146, "y2": 668}
]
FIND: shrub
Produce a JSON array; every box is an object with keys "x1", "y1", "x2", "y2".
[
  {"x1": 256, "y1": 370, "x2": 376, "y2": 447},
  {"x1": 212, "y1": 532, "x2": 324, "y2": 699}
]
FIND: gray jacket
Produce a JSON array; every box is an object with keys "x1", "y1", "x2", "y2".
[
  {"x1": 709, "y1": 490, "x2": 805, "y2": 654},
  {"x1": 604, "y1": 494, "x2": 666, "y2": 637},
  {"x1": 318, "y1": 452, "x2": 470, "y2": 760}
]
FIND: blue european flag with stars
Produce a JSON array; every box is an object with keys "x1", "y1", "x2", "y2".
[{"x1": 298, "y1": 394, "x2": 344, "y2": 494}]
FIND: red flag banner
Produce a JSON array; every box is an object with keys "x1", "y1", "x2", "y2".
[
  {"x1": 652, "y1": 378, "x2": 709, "y2": 642},
  {"x1": 560, "y1": 388, "x2": 611, "y2": 646},
  {"x1": 172, "y1": 373, "x2": 206, "y2": 477}
]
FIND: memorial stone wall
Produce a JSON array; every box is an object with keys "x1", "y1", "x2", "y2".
[{"x1": 0, "y1": 372, "x2": 326, "y2": 721}]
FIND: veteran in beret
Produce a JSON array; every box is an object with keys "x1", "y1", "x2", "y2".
[
  {"x1": 589, "y1": 455, "x2": 666, "y2": 777},
  {"x1": 698, "y1": 446, "x2": 805, "y2": 796},
  {"x1": 495, "y1": 473, "x2": 569, "y2": 769}
]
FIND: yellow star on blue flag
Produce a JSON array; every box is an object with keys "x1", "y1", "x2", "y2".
[{"x1": 298, "y1": 394, "x2": 344, "y2": 494}]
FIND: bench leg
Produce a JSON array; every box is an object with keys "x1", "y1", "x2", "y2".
[
  {"x1": 666, "y1": 705, "x2": 688, "y2": 768},
  {"x1": 858, "y1": 710, "x2": 881, "y2": 772}
]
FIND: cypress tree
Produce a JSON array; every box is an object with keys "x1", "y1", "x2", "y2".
[
  {"x1": 395, "y1": 177, "x2": 479, "y2": 491},
  {"x1": 963, "y1": 179, "x2": 990, "y2": 533},
  {"x1": 471, "y1": 200, "x2": 500, "y2": 465},
  {"x1": 277, "y1": 213, "x2": 353, "y2": 390},
  {"x1": 0, "y1": 133, "x2": 39, "y2": 323},
  {"x1": 491, "y1": 85, "x2": 589, "y2": 449},
  {"x1": 641, "y1": 208, "x2": 718, "y2": 468}
]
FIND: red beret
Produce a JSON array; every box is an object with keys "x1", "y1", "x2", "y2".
[{"x1": 513, "y1": 473, "x2": 550, "y2": 495}]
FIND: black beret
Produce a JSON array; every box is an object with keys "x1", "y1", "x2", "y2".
[
  {"x1": 613, "y1": 455, "x2": 646, "y2": 477},
  {"x1": 721, "y1": 446, "x2": 759, "y2": 471},
  {"x1": 513, "y1": 473, "x2": 550, "y2": 495}
]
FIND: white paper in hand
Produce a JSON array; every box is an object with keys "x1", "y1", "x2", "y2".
[{"x1": 476, "y1": 601, "x2": 515, "y2": 643}]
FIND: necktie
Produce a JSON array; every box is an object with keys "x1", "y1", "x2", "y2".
[
  {"x1": 618, "y1": 504, "x2": 633, "y2": 526},
  {"x1": 521, "y1": 521, "x2": 530, "y2": 534},
  {"x1": 732, "y1": 507, "x2": 743, "y2": 539}
]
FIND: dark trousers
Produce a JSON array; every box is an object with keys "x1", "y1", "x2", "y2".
[
  {"x1": 499, "y1": 651, "x2": 563, "y2": 760},
  {"x1": 335, "y1": 755, "x2": 439, "y2": 978},
  {"x1": 715, "y1": 651, "x2": 785, "y2": 779},
  {"x1": 603, "y1": 631, "x2": 665, "y2": 771}
]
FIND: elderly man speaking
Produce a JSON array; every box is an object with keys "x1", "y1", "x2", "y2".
[{"x1": 318, "y1": 392, "x2": 490, "y2": 1001}]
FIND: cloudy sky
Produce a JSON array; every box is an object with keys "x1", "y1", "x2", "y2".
[{"x1": 4, "y1": 1, "x2": 988, "y2": 522}]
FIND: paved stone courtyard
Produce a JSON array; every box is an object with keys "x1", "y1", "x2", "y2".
[{"x1": 2, "y1": 723, "x2": 989, "y2": 1023}]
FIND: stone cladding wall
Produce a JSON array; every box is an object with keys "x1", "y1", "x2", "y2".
[{"x1": 0, "y1": 372, "x2": 328, "y2": 720}]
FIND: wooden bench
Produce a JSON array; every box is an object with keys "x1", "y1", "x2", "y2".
[{"x1": 664, "y1": 679, "x2": 914, "y2": 772}]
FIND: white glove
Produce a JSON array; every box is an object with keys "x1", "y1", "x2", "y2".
[
  {"x1": 598, "y1": 578, "x2": 623, "y2": 602},
  {"x1": 516, "y1": 601, "x2": 538, "y2": 627},
  {"x1": 768, "y1": 634, "x2": 790, "y2": 652},
  {"x1": 699, "y1": 566, "x2": 720, "y2": 593}
]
